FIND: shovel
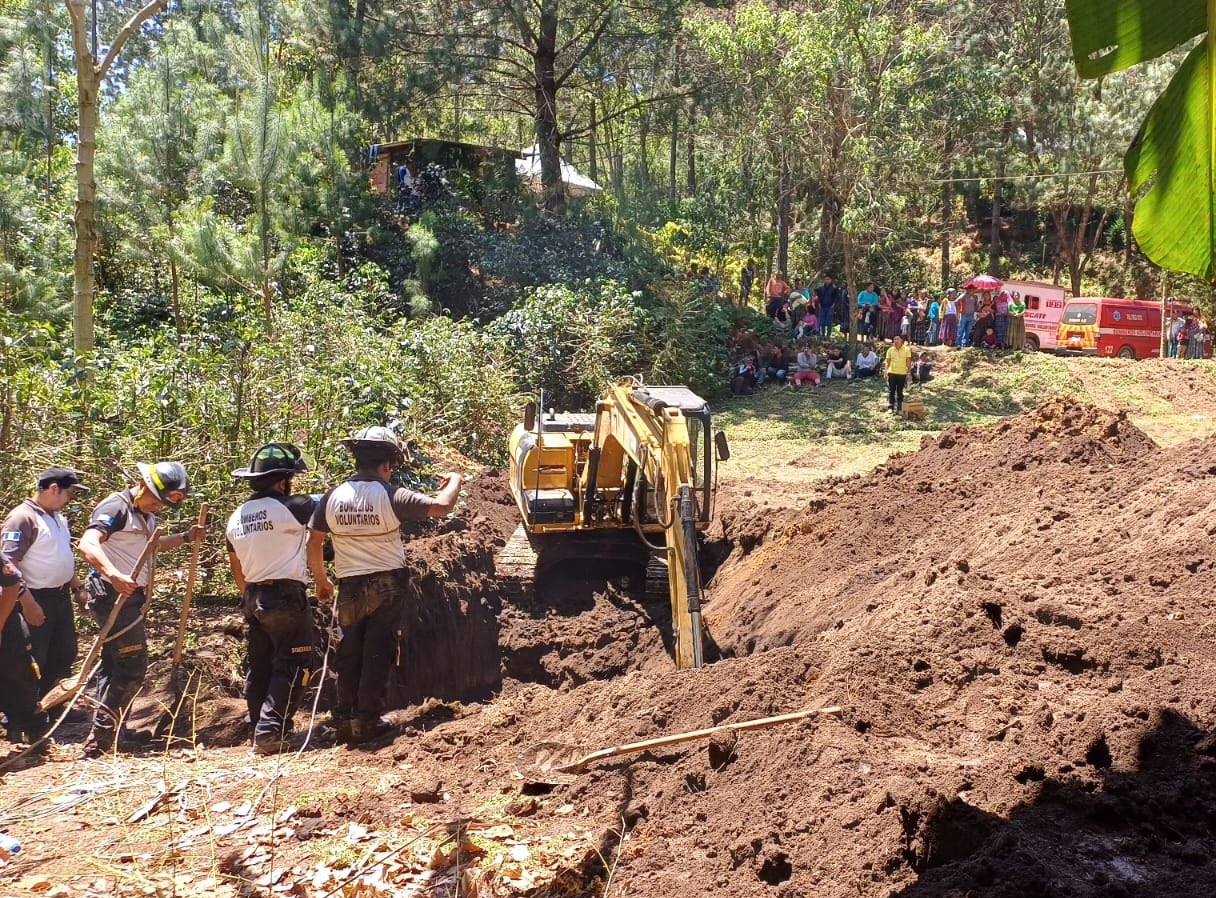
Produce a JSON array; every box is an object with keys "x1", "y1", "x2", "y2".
[
  {"x1": 156, "y1": 504, "x2": 208, "y2": 739},
  {"x1": 39, "y1": 527, "x2": 162, "y2": 712},
  {"x1": 522, "y1": 705, "x2": 842, "y2": 782}
]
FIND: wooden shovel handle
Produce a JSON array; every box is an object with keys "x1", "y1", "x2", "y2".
[
  {"x1": 172, "y1": 503, "x2": 208, "y2": 666},
  {"x1": 571, "y1": 705, "x2": 843, "y2": 770}
]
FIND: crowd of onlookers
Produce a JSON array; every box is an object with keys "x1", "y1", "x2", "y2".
[
  {"x1": 1169, "y1": 314, "x2": 1210, "y2": 359},
  {"x1": 726, "y1": 268, "x2": 1028, "y2": 398},
  {"x1": 719, "y1": 265, "x2": 1213, "y2": 398},
  {"x1": 753, "y1": 268, "x2": 1030, "y2": 350},
  {"x1": 727, "y1": 336, "x2": 934, "y2": 397}
]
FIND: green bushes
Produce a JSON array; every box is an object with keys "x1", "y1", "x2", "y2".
[
  {"x1": 495, "y1": 279, "x2": 647, "y2": 410},
  {"x1": 495, "y1": 276, "x2": 767, "y2": 409},
  {"x1": 0, "y1": 267, "x2": 519, "y2": 510}
]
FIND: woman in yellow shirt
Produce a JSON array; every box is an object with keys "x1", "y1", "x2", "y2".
[{"x1": 884, "y1": 334, "x2": 913, "y2": 414}]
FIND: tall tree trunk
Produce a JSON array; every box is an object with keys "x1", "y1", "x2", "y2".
[
  {"x1": 67, "y1": 0, "x2": 168, "y2": 356},
  {"x1": 818, "y1": 194, "x2": 835, "y2": 270},
  {"x1": 638, "y1": 111, "x2": 651, "y2": 191},
  {"x1": 940, "y1": 129, "x2": 954, "y2": 287},
  {"x1": 71, "y1": 62, "x2": 100, "y2": 355},
  {"x1": 587, "y1": 101, "x2": 598, "y2": 185},
  {"x1": 776, "y1": 151, "x2": 791, "y2": 275},
  {"x1": 533, "y1": 0, "x2": 563, "y2": 212},
  {"x1": 352, "y1": 0, "x2": 368, "y2": 99},
  {"x1": 45, "y1": 37, "x2": 55, "y2": 199},
  {"x1": 170, "y1": 257, "x2": 182, "y2": 342},
  {"x1": 989, "y1": 164, "x2": 1002, "y2": 276},
  {"x1": 686, "y1": 129, "x2": 696, "y2": 194},
  {"x1": 843, "y1": 229, "x2": 859, "y2": 355},
  {"x1": 668, "y1": 49, "x2": 680, "y2": 206},
  {"x1": 668, "y1": 103, "x2": 678, "y2": 206}
]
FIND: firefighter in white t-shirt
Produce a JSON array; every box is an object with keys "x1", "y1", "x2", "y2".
[
  {"x1": 308, "y1": 427, "x2": 461, "y2": 745},
  {"x1": 226, "y1": 443, "x2": 323, "y2": 755}
]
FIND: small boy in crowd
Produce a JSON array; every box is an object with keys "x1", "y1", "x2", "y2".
[{"x1": 911, "y1": 352, "x2": 933, "y2": 384}]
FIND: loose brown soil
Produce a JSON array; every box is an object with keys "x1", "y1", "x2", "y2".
[{"x1": 5, "y1": 397, "x2": 1216, "y2": 898}]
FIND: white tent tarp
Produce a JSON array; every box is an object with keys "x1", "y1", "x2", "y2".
[{"x1": 515, "y1": 144, "x2": 602, "y2": 197}]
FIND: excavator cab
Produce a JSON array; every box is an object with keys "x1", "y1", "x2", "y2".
[{"x1": 503, "y1": 381, "x2": 727, "y2": 669}]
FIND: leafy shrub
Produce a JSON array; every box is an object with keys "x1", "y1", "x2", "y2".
[
  {"x1": 0, "y1": 264, "x2": 518, "y2": 515},
  {"x1": 494, "y1": 279, "x2": 647, "y2": 409}
]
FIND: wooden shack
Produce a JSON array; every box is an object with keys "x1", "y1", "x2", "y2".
[{"x1": 368, "y1": 139, "x2": 519, "y2": 193}]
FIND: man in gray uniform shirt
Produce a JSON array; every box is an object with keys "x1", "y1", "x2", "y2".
[
  {"x1": 1, "y1": 468, "x2": 90, "y2": 697},
  {"x1": 308, "y1": 427, "x2": 461, "y2": 745},
  {"x1": 78, "y1": 461, "x2": 204, "y2": 757}
]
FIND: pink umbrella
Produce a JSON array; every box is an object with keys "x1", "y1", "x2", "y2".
[{"x1": 963, "y1": 274, "x2": 1003, "y2": 291}]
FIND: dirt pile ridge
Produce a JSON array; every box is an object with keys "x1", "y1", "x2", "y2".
[{"x1": 392, "y1": 396, "x2": 1216, "y2": 898}]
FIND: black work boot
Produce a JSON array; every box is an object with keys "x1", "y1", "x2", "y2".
[
  {"x1": 350, "y1": 717, "x2": 396, "y2": 745},
  {"x1": 253, "y1": 734, "x2": 295, "y2": 756},
  {"x1": 81, "y1": 727, "x2": 116, "y2": 759},
  {"x1": 331, "y1": 717, "x2": 353, "y2": 745}
]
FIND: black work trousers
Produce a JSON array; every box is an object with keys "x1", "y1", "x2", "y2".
[
  {"x1": 888, "y1": 373, "x2": 908, "y2": 411},
  {"x1": 0, "y1": 611, "x2": 46, "y2": 742},
  {"x1": 28, "y1": 586, "x2": 77, "y2": 696},
  {"x1": 243, "y1": 580, "x2": 316, "y2": 741},
  {"x1": 334, "y1": 569, "x2": 406, "y2": 724},
  {"x1": 87, "y1": 579, "x2": 147, "y2": 748}
]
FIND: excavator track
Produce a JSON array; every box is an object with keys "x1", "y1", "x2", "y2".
[
  {"x1": 496, "y1": 525, "x2": 540, "y2": 600},
  {"x1": 494, "y1": 526, "x2": 650, "y2": 601},
  {"x1": 645, "y1": 555, "x2": 670, "y2": 602}
]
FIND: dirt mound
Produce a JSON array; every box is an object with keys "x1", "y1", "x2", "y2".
[
  {"x1": 705, "y1": 398, "x2": 1158, "y2": 655},
  {"x1": 384, "y1": 397, "x2": 1216, "y2": 897}
]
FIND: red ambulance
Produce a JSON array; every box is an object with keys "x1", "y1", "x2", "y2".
[{"x1": 1056, "y1": 298, "x2": 1162, "y2": 359}]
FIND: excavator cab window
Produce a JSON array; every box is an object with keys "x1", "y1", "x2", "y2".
[{"x1": 685, "y1": 412, "x2": 713, "y2": 522}]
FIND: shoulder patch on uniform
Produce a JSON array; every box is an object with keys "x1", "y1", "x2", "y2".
[
  {"x1": 98, "y1": 515, "x2": 116, "y2": 527},
  {"x1": 1, "y1": 531, "x2": 20, "y2": 544}
]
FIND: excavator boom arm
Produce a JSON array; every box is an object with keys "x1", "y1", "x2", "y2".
[{"x1": 598, "y1": 383, "x2": 705, "y2": 668}]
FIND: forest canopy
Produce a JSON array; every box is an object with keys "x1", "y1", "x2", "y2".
[{"x1": 0, "y1": 0, "x2": 1197, "y2": 499}]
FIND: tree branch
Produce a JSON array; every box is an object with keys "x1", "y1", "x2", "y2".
[
  {"x1": 555, "y1": 8, "x2": 617, "y2": 88},
  {"x1": 98, "y1": 0, "x2": 168, "y2": 80},
  {"x1": 560, "y1": 87, "x2": 697, "y2": 140}
]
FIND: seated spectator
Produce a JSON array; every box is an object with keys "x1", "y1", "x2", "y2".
[
  {"x1": 793, "y1": 344, "x2": 820, "y2": 388},
  {"x1": 978, "y1": 327, "x2": 999, "y2": 349},
  {"x1": 825, "y1": 346, "x2": 853, "y2": 381},
  {"x1": 765, "y1": 346, "x2": 789, "y2": 384},
  {"x1": 798, "y1": 307, "x2": 818, "y2": 339},
  {"x1": 911, "y1": 352, "x2": 933, "y2": 384},
  {"x1": 730, "y1": 356, "x2": 758, "y2": 396},
  {"x1": 855, "y1": 345, "x2": 881, "y2": 378},
  {"x1": 774, "y1": 300, "x2": 793, "y2": 336}
]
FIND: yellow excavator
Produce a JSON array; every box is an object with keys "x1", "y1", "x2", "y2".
[{"x1": 499, "y1": 380, "x2": 729, "y2": 669}]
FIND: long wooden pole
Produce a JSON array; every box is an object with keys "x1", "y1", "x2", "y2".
[
  {"x1": 172, "y1": 504, "x2": 208, "y2": 666},
  {"x1": 558, "y1": 705, "x2": 843, "y2": 772}
]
